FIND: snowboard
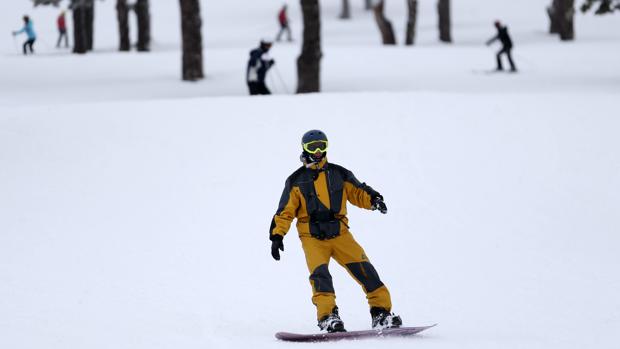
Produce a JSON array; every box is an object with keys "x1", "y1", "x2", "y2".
[{"x1": 275, "y1": 324, "x2": 437, "y2": 342}]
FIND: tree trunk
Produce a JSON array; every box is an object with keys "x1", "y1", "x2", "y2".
[
  {"x1": 437, "y1": 0, "x2": 451, "y2": 42},
  {"x1": 116, "y1": 0, "x2": 130, "y2": 51},
  {"x1": 373, "y1": 0, "x2": 396, "y2": 45},
  {"x1": 557, "y1": 0, "x2": 575, "y2": 40},
  {"x1": 85, "y1": 3, "x2": 94, "y2": 51},
  {"x1": 340, "y1": 0, "x2": 351, "y2": 19},
  {"x1": 297, "y1": 0, "x2": 322, "y2": 93},
  {"x1": 405, "y1": 0, "x2": 418, "y2": 45},
  {"x1": 179, "y1": 0, "x2": 204, "y2": 81},
  {"x1": 547, "y1": 0, "x2": 560, "y2": 34},
  {"x1": 135, "y1": 0, "x2": 151, "y2": 51},
  {"x1": 72, "y1": 3, "x2": 88, "y2": 54},
  {"x1": 365, "y1": 0, "x2": 373, "y2": 10}
]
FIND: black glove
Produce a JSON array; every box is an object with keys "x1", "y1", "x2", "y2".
[
  {"x1": 271, "y1": 235, "x2": 284, "y2": 261},
  {"x1": 371, "y1": 195, "x2": 388, "y2": 214}
]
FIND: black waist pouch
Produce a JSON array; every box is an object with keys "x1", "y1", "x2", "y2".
[{"x1": 309, "y1": 211, "x2": 341, "y2": 240}]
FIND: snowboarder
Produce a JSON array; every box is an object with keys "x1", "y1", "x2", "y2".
[
  {"x1": 12, "y1": 15, "x2": 37, "y2": 55},
  {"x1": 486, "y1": 20, "x2": 517, "y2": 72},
  {"x1": 269, "y1": 130, "x2": 402, "y2": 333},
  {"x1": 276, "y1": 4, "x2": 292, "y2": 42},
  {"x1": 246, "y1": 40, "x2": 275, "y2": 95},
  {"x1": 56, "y1": 11, "x2": 69, "y2": 48}
]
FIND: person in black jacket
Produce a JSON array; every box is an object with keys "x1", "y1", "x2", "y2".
[
  {"x1": 486, "y1": 21, "x2": 517, "y2": 72},
  {"x1": 246, "y1": 40, "x2": 275, "y2": 95}
]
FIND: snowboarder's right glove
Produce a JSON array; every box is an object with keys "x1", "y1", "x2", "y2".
[
  {"x1": 271, "y1": 235, "x2": 284, "y2": 261},
  {"x1": 371, "y1": 195, "x2": 388, "y2": 214}
]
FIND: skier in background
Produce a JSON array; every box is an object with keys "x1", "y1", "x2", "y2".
[
  {"x1": 12, "y1": 15, "x2": 37, "y2": 55},
  {"x1": 246, "y1": 40, "x2": 275, "y2": 95},
  {"x1": 269, "y1": 130, "x2": 402, "y2": 333},
  {"x1": 276, "y1": 4, "x2": 292, "y2": 42},
  {"x1": 56, "y1": 10, "x2": 69, "y2": 48},
  {"x1": 486, "y1": 20, "x2": 517, "y2": 72}
]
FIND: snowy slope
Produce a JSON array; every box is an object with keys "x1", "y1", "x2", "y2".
[
  {"x1": 2, "y1": 92, "x2": 620, "y2": 349},
  {"x1": 1, "y1": 1, "x2": 620, "y2": 349}
]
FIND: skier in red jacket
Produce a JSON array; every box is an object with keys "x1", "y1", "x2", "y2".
[
  {"x1": 276, "y1": 5, "x2": 292, "y2": 42},
  {"x1": 56, "y1": 11, "x2": 68, "y2": 48}
]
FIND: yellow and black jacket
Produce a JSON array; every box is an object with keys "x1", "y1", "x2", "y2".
[{"x1": 270, "y1": 158, "x2": 381, "y2": 241}]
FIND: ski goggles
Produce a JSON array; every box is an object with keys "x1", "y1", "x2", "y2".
[{"x1": 303, "y1": 140, "x2": 328, "y2": 154}]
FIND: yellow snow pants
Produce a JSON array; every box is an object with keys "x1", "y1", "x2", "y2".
[{"x1": 301, "y1": 232, "x2": 392, "y2": 320}]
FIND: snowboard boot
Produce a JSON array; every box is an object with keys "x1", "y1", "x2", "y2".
[
  {"x1": 318, "y1": 307, "x2": 346, "y2": 333},
  {"x1": 370, "y1": 307, "x2": 402, "y2": 330}
]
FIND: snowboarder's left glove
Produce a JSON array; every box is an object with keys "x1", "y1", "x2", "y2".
[
  {"x1": 371, "y1": 195, "x2": 387, "y2": 214},
  {"x1": 270, "y1": 235, "x2": 284, "y2": 261}
]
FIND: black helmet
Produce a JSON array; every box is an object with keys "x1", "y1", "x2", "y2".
[
  {"x1": 301, "y1": 129, "x2": 328, "y2": 145},
  {"x1": 300, "y1": 130, "x2": 328, "y2": 165}
]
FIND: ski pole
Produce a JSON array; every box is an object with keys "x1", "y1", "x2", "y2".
[
  {"x1": 273, "y1": 65, "x2": 290, "y2": 94},
  {"x1": 11, "y1": 34, "x2": 19, "y2": 54},
  {"x1": 268, "y1": 72, "x2": 279, "y2": 94}
]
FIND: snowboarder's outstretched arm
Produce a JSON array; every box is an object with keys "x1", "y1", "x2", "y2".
[
  {"x1": 486, "y1": 34, "x2": 498, "y2": 46},
  {"x1": 342, "y1": 169, "x2": 387, "y2": 214},
  {"x1": 13, "y1": 26, "x2": 25, "y2": 35}
]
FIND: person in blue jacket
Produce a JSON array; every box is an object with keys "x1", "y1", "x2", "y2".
[
  {"x1": 246, "y1": 40, "x2": 275, "y2": 95},
  {"x1": 12, "y1": 16, "x2": 37, "y2": 55}
]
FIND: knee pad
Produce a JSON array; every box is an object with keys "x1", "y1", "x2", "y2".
[{"x1": 309, "y1": 264, "x2": 335, "y2": 293}]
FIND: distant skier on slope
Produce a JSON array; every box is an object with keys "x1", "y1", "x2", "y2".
[
  {"x1": 12, "y1": 15, "x2": 37, "y2": 55},
  {"x1": 269, "y1": 130, "x2": 402, "y2": 333},
  {"x1": 486, "y1": 20, "x2": 517, "y2": 72},
  {"x1": 276, "y1": 4, "x2": 293, "y2": 42},
  {"x1": 56, "y1": 10, "x2": 69, "y2": 48},
  {"x1": 246, "y1": 40, "x2": 275, "y2": 95}
]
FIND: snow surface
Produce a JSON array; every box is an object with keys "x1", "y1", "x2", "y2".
[{"x1": 1, "y1": 1, "x2": 620, "y2": 349}]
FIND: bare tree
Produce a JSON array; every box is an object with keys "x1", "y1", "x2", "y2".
[
  {"x1": 85, "y1": 1, "x2": 94, "y2": 50},
  {"x1": 558, "y1": 0, "x2": 575, "y2": 40},
  {"x1": 70, "y1": 0, "x2": 94, "y2": 54},
  {"x1": 373, "y1": 0, "x2": 396, "y2": 44},
  {"x1": 548, "y1": 0, "x2": 575, "y2": 40},
  {"x1": 581, "y1": 0, "x2": 620, "y2": 14},
  {"x1": 340, "y1": 0, "x2": 351, "y2": 19},
  {"x1": 297, "y1": 0, "x2": 322, "y2": 93},
  {"x1": 135, "y1": 0, "x2": 151, "y2": 51},
  {"x1": 437, "y1": 0, "x2": 451, "y2": 42},
  {"x1": 547, "y1": 0, "x2": 561, "y2": 33},
  {"x1": 405, "y1": 0, "x2": 418, "y2": 45},
  {"x1": 179, "y1": 0, "x2": 204, "y2": 81},
  {"x1": 117, "y1": 0, "x2": 151, "y2": 52},
  {"x1": 32, "y1": 0, "x2": 62, "y2": 6},
  {"x1": 116, "y1": 0, "x2": 130, "y2": 51}
]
